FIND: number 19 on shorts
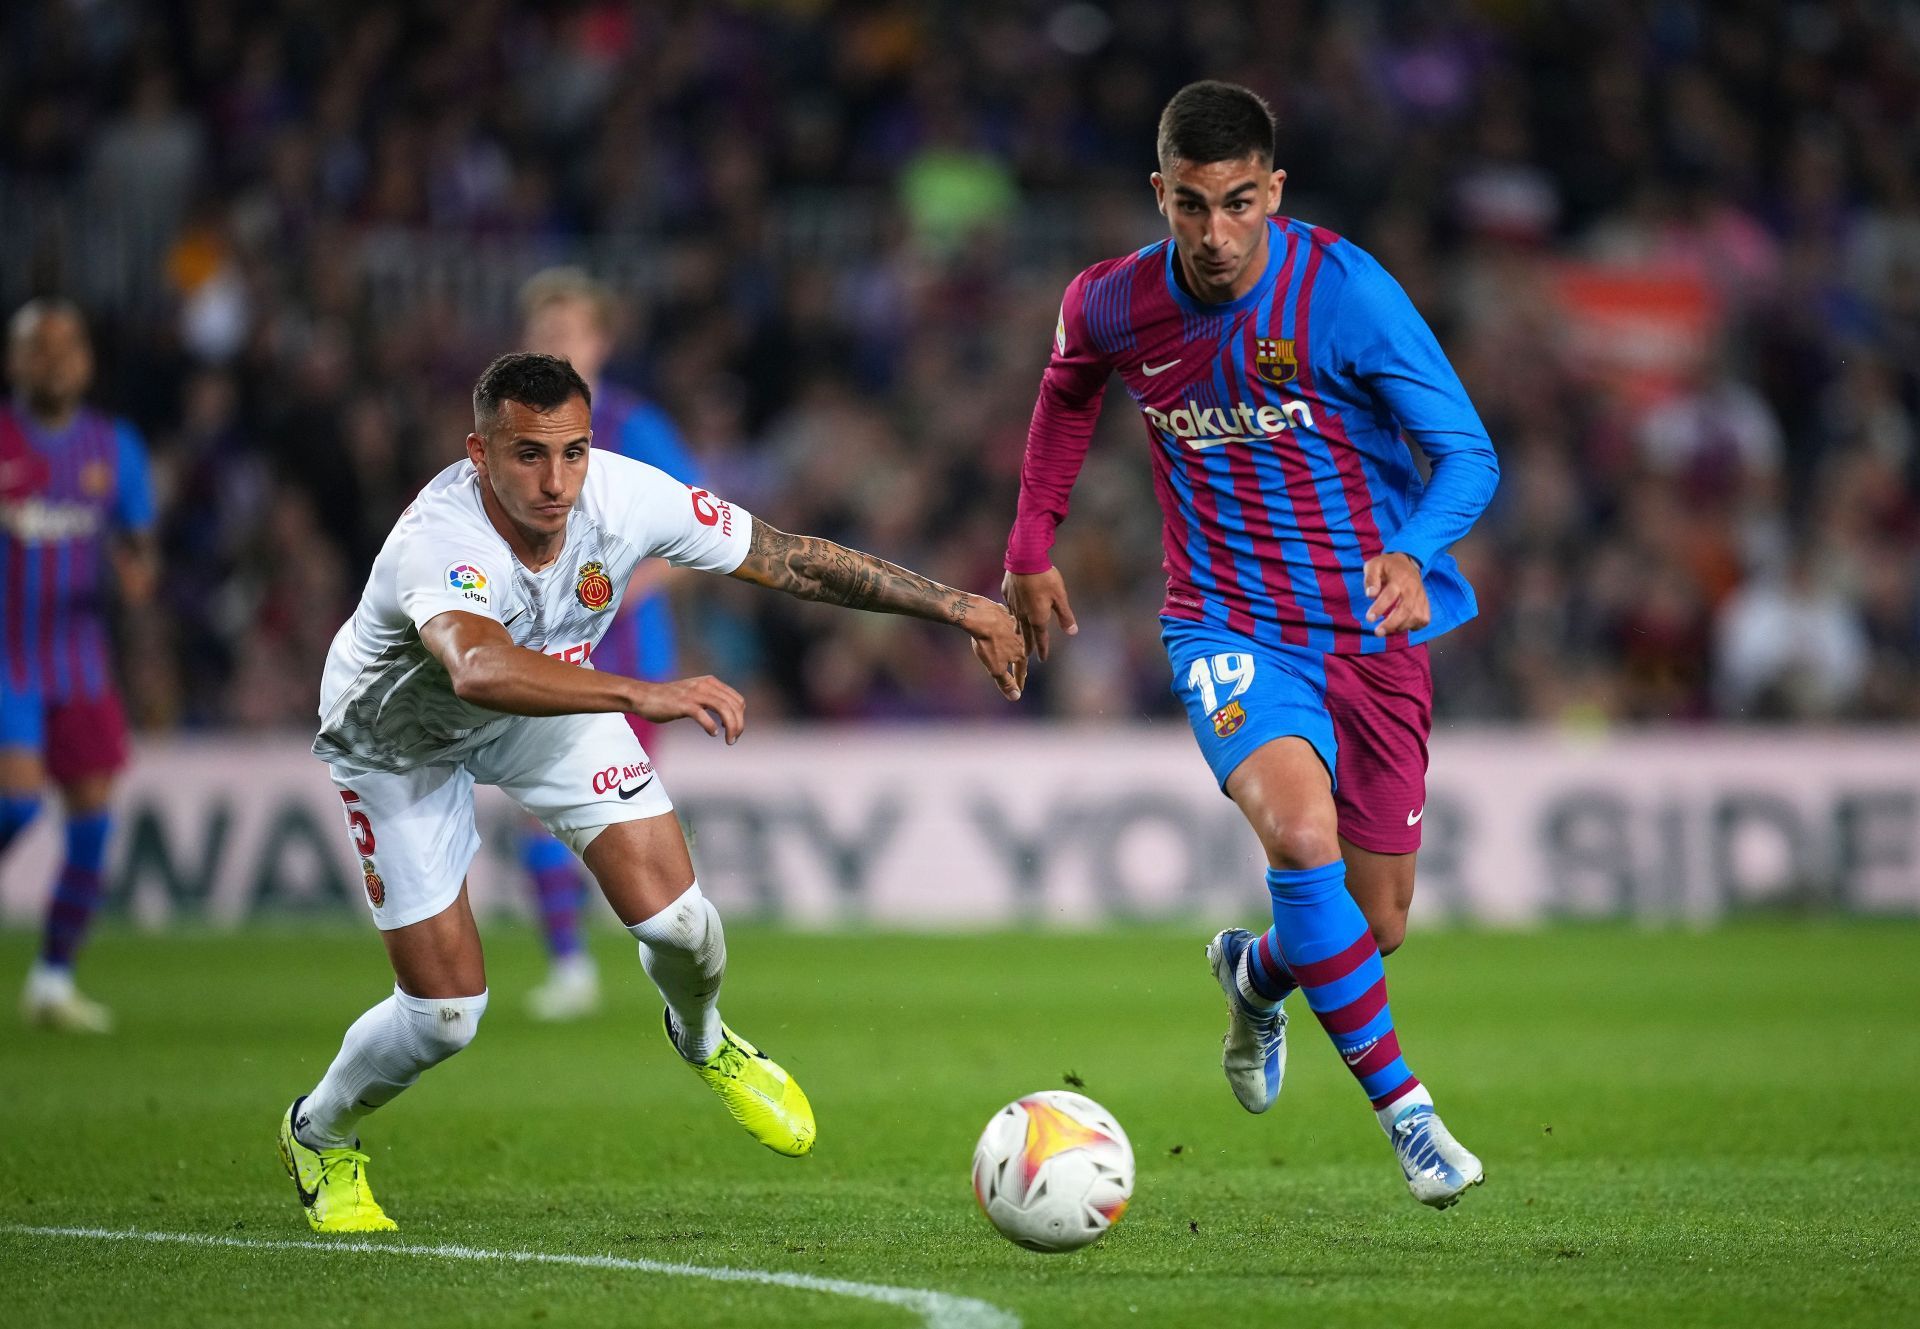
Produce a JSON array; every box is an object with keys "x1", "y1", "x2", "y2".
[{"x1": 1185, "y1": 652, "x2": 1255, "y2": 714}]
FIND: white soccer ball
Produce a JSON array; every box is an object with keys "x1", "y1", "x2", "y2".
[{"x1": 970, "y1": 1090, "x2": 1134, "y2": 1253}]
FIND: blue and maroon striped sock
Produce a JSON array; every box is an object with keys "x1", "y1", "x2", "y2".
[
  {"x1": 1265, "y1": 862, "x2": 1423, "y2": 1114},
  {"x1": 39, "y1": 810, "x2": 110, "y2": 969},
  {"x1": 521, "y1": 830, "x2": 586, "y2": 959},
  {"x1": 1, "y1": 793, "x2": 41, "y2": 854},
  {"x1": 1242, "y1": 925, "x2": 1298, "y2": 1005}
]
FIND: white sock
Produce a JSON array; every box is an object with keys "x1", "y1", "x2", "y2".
[
  {"x1": 25, "y1": 960, "x2": 77, "y2": 1001},
  {"x1": 550, "y1": 951, "x2": 598, "y2": 983},
  {"x1": 1234, "y1": 948, "x2": 1281, "y2": 1012},
  {"x1": 298, "y1": 986, "x2": 489, "y2": 1148},
  {"x1": 1376, "y1": 1081, "x2": 1435, "y2": 1134},
  {"x1": 628, "y1": 881, "x2": 725, "y2": 1063}
]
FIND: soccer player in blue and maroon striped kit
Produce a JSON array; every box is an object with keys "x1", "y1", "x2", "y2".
[
  {"x1": 1, "y1": 299, "x2": 156, "y2": 1033},
  {"x1": 514, "y1": 269, "x2": 707, "y2": 1021},
  {"x1": 1003, "y1": 82, "x2": 1496, "y2": 1207}
]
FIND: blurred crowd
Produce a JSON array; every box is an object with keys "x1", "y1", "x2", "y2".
[{"x1": 2, "y1": 0, "x2": 1917, "y2": 729}]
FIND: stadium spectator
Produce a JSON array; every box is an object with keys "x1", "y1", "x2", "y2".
[{"x1": 0, "y1": 0, "x2": 1915, "y2": 728}]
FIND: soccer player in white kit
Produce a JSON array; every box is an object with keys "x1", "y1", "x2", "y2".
[{"x1": 279, "y1": 353, "x2": 1026, "y2": 1232}]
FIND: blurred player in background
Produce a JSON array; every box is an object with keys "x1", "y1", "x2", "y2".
[
  {"x1": 280, "y1": 352, "x2": 1023, "y2": 1232},
  {"x1": 515, "y1": 268, "x2": 705, "y2": 1021},
  {"x1": 0, "y1": 299, "x2": 156, "y2": 1033},
  {"x1": 1003, "y1": 82, "x2": 1499, "y2": 1208}
]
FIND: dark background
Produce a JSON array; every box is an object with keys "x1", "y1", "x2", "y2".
[{"x1": 3, "y1": 0, "x2": 1915, "y2": 731}]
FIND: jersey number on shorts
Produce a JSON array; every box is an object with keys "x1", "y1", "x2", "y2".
[
  {"x1": 338, "y1": 789, "x2": 376, "y2": 856},
  {"x1": 1185, "y1": 652, "x2": 1255, "y2": 715}
]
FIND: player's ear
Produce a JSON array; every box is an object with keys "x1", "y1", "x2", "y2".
[
  {"x1": 1267, "y1": 168, "x2": 1287, "y2": 214},
  {"x1": 465, "y1": 432, "x2": 488, "y2": 473},
  {"x1": 1150, "y1": 172, "x2": 1168, "y2": 215}
]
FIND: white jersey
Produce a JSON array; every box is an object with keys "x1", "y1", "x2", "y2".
[{"x1": 314, "y1": 451, "x2": 751, "y2": 773}]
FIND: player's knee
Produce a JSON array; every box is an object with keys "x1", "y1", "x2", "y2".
[
  {"x1": 1262, "y1": 821, "x2": 1341, "y2": 872},
  {"x1": 1371, "y1": 916, "x2": 1407, "y2": 956},
  {"x1": 59, "y1": 775, "x2": 115, "y2": 816},
  {"x1": 397, "y1": 988, "x2": 489, "y2": 1063}
]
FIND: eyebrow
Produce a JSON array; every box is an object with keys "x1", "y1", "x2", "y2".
[
  {"x1": 1173, "y1": 182, "x2": 1260, "y2": 201},
  {"x1": 510, "y1": 435, "x2": 592, "y2": 449}
]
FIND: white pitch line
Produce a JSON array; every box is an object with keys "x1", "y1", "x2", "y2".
[{"x1": 3, "y1": 1224, "x2": 1021, "y2": 1329}]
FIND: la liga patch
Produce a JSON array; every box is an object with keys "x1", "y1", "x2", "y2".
[{"x1": 446, "y1": 563, "x2": 490, "y2": 606}]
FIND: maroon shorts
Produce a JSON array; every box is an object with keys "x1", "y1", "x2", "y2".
[
  {"x1": 1324, "y1": 645, "x2": 1433, "y2": 855},
  {"x1": 46, "y1": 689, "x2": 132, "y2": 785},
  {"x1": 624, "y1": 713, "x2": 657, "y2": 750}
]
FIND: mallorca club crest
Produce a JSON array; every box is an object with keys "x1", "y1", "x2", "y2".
[
  {"x1": 361, "y1": 858, "x2": 386, "y2": 908},
  {"x1": 1255, "y1": 337, "x2": 1298, "y2": 387},
  {"x1": 575, "y1": 560, "x2": 613, "y2": 611},
  {"x1": 1211, "y1": 700, "x2": 1248, "y2": 738}
]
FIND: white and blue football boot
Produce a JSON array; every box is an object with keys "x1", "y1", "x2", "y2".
[
  {"x1": 1205, "y1": 928, "x2": 1287, "y2": 1113},
  {"x1": 1388, "y1": 1104, "x2": 1484, "y2": 1208}
]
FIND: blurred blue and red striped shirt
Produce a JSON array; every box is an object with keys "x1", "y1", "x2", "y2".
[
  {"x1": 0, "y1": 403, "x2": 153, "y2": 698},
  {"x1": 1007, "y1": 217, "x2": 1499, "y2": 655},
  {"x1": 588, "y1": 383, "x2": 701, "y2": 682}
]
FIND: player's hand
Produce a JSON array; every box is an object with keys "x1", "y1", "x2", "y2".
[
  {"x1": 1363, "y1": 552, "x2": 1430, "y2": 638},
  {"x1": 633, "y1": 675, "x2": 747, "y2": 744},
  {"x1": 112, "y1": 541, "x2": 159, "y2": 604},
  {"x1": 962, "y1": 596, "x2": 1026, "y2": 701},
  {"x1": 1002, "y1": 567, "x2": 1078, "y2": 662}
]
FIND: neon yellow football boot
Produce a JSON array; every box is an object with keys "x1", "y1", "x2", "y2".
[
  {"x1": 277, "y1": 1097, "x2": 399, "y2": 1233},
  {"x1": 669, "y1": 1012, "x2": 816, "y2": 1157}
]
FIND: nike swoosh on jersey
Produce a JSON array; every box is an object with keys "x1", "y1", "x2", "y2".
[
  {"x1": 1141, "y1": 359, "x2": 1182, "y2": 376},
  {"x1": 617, "y1": 776, "x2": 656, "y2": 800},
  {"x1": 1406, "y1": 806, "x2": 1425, "y2": 826}
]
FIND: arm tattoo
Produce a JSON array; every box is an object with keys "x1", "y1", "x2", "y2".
[{"x1": 739, "y1": 522, "x2": 972, "y2": 625}]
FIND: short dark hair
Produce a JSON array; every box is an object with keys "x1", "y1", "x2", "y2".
[
  {"x1": 1156, "y1": 81, "x2": 1275, "y2": 171},
  {"x1": 472, "y1": 352, "x2": 591, "y2": 435}
]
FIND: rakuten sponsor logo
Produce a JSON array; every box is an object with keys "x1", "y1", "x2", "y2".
[
  {"x1": 1143, "y1": 399, "x2": 1315, "y2": 450},
  {"x1": 0, "y1": 500, "x2": 103, "y2": 541}
]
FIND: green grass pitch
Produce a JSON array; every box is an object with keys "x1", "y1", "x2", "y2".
[{"x1": 3, "y1": 922, "x2": 1917, "y2": 1328}]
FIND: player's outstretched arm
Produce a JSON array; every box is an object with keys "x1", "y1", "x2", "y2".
[
  {"x1": 421, "y1": 609, "x2": 747, "y2": 742},
  {"x1": 729, "y1": 520, "x2": 1026, "y2": 701}
]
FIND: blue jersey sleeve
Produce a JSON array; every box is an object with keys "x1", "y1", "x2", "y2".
[
  {"x1": 1334, "y1": 251, "x2": 1499, "y2": 570},
  {"x1": 607, "y1": 400, "x2": 696, "y2": 681},
  {"x1": 113, "y1": 421, "x2": 156, "y2": 535},
  {"x1": 616, "y1": 404, "x2": 702, "y2": 486}
]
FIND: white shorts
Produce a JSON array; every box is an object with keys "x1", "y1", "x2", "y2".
[{"x1": 327, "y1": 711, "x2": 673, "y2": 930}]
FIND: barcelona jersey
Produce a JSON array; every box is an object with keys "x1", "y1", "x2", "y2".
[
  {"x1": 0, "y1": 403, "x2": 153, "y2": 699},
  {"x1": 586, "y1": 383, "x2": 702, "y2": 683},
  {"x1": 1007, "y1": 217, "x2": 1499, "y2": 654}
]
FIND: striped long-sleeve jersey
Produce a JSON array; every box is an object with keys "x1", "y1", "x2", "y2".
[
  {"x1": 1006, "y1": 217, "x2": 1499, "y2": 655},
  {"x1": 0, "y1": 402, "x2": 153, "y2": 697}
]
